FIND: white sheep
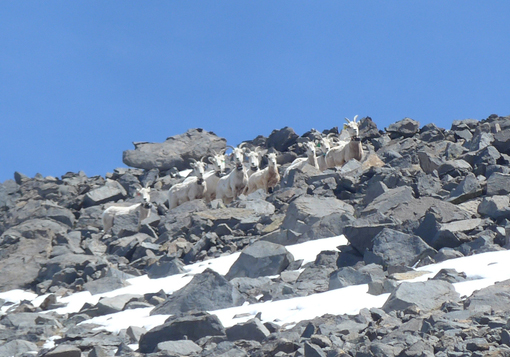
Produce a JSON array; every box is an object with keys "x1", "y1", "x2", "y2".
[
  {"x1": 215, "y1": 145, "x2": 248, "y2": 204},
  {"x1": 245, "y1": 152, "x2": 280, "y2": 195},
  {"x1": 283, "y1": 141, "x2": 319, "y2": 177},
  {"x1": 316, "y1": 133, "x2": 336, "y2": 171},
  {"x1": 244, "y1": 147, "x2": 264, "y2": 177},
  {"x1": 324, "y1": 115, "x2": 364, "y2": 169},
  {"x1": 102, "y1": 185, "x2": 152, "y2": 234},
  {"x1": 168, "y1": 159, "x2": 207, "y2": 209},
  {"x1": 203, "y1": 151, "x2": 227, "y2": 202}
]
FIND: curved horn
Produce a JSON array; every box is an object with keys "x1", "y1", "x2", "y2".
[
  {"x1": 327, "y1": 133, "x2": 336, "y2": 138},
  {"x1": 353, "y1": 115, "x2": 359, "y2": 122},
  {"x1": 226, "y1": 145, "x2": 236, "y2": 151},
  {"x1": 189, "y1": 158, "x2": 197, "y2": 163},
  {"x1": 200, "y1": 155, "x2": 207, "y2": 162},
  {"x1": 345, "y1": 117, "x2": 351, "y2": 123},
  {"x1": 238, "y1": 142, "x2": 247, "y2": 149}
]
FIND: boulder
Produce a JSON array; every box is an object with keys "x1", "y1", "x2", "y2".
[
  {"x1": 382, "y1": 280, "x2": 459, "y2": 313},
  {"x1": 225, "y1": 240, "x2": 294, "y2": 280},
  {"x1": 386, "y1": 118, "x2": 420, "y2": 138},
  {"x1": 139, "y1": 312, "x2": 225, "y2": 353},
  {"x1": 364, "y1": 228, "x2": 436, "y2": 268},
  {"x1": 226, "y1": 318, "x2": 270, "y2": 342},
  {"x1": 83, "y1": 180, "x2": 127, "y2": 207},
  {"x1": 151, "y1": 268, "x2": 245, "y2": 315},
  {"x1": 157, "y1": 340, "x2": 202, "y2": 355},
  {"x1": 464, "y1": 279, "x2": 510, "y2": 314},
  {"x1": 343, "y1": 213, "x2": 400, "y2": 254},
  {"x1": 329, "y1": 264, "x2": 385, "y2": 291},
  {"x1": 267, "y1": 127, "x2": 299, "y2": 152},
  {"x1": 486, "y1": 172, "x2": 510, "y2": 196},
  {"x1": 0, "y1": 219, "x2": 67, "y2": 291},
  {"x1": 123, "y1": 128, "x2": 227, "y2": 171},
  {"x1": 0, "y1": 339, "x2": 39, "y2": 357},
  {"x1": 478, "y1": 195, "x2": 510, "y2": 220},
  {"x1": 447, "y1": 173, "x2": 483, "y2": 204}
]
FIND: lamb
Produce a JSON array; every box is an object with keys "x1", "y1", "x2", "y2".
[
  {"x1": 215, "y1": 145, "x2": 248, "y2": 204},
  {"x1": 102, "y1": 185, "x2": 152, "y2": 234},
  {"x1": 245, "y1": 152, "x2": 280, "y2": 195},
  {"x1": 168, "y1": 159, "x2": 207, "y2": 209},
  {"x1": 324, "y1": 115, "x2": 364, "y2": 169},
  {"x1": 283, "y1": 141, "x2": 318, "y2": 177},
  {"x1": 203, "y1": 151, "x2": 227, "y2": 202}
]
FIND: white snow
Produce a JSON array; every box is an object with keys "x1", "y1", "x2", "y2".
[{"x1": 2, "y1": 235, "x2": 510, "y2": 351}]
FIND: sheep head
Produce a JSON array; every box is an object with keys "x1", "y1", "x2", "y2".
[
  {"x1": 208, "y1": 153, "x2": 226, "y2": 174},
  {"x1": 343, "y1": 115, "x2": 360, "y2": 138}
]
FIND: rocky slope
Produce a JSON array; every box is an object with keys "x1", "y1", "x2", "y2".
[{"x1": 2, "y1": 116, "x2": 510, "y2": 356}]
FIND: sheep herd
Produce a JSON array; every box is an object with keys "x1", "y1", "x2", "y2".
[{"x1": 102, "y1": 116, "x2": 364, "y2": 233}]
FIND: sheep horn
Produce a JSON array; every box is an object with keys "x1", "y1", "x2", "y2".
[
  {"x1": 200, "y1": 155, "x2": 207, "y2": 162},
  {"x1": 345, "y1": 117, "x2": 351, "y2": 123},
  {"x1": 238, "y1": 142, "x2": 247, "y2": 149},
  {"x1": 226, "y1": 145, "x2": 236, "y2": 151},
  {"x1": 353, "y1": 115, "x2": 359, "y2": 122}
]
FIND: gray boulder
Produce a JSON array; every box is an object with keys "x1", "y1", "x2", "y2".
[
  {"x1": 447, "y1": 173, "x2": 483, "y2": 204},
  {"x1": 123, "y1": 128, "x2": 227, "y2": 171},
  {"x1": 0, "y1": 219, "x2": 67, "y2": 291},
  {"x1": 225, "y1": 240, "x2": 294, "y2": 280},
  {"x1": 267, "y1": 127, "x2": 299, "y2": 152},
  {"x1": 386, "y1": 118, "x2": 420, "y2": 138},
  {"x1": 464, "y1": 279, "x2": 510, "y2": 314},
  {"x1": 361, "y1": 186, "x2": 415, "y2": 217},
  {"x1": 329, "y1": 264, "x2": 385, "y2": 291},
  {"x1": 382, "y1": 280, "x2": 459, "y2": 313},
  {"x1": 44, "y1": 344, "x2": 82, "y2": 357},
  {"x1": 478, "y1": 195, "x2": 510, "y2": 220},
  {"x1": 226, "y1": 318, "x2": 270, "y2": 342},
  {"x1": 343, "y1": 213, "x2": 400, "y2": 254},
  {"x1": 486, "y1": 172, "x2": 510, "y2": 196},
  {"x1": 281, "y1": 195, "x2": 354, "y2": 238},
  {"x1": 151, "y1": 268, "x2": 245, "y2": 315},
  {"x1": 493, "y1": 128, "x2": 510, "y2": 155},
  {"x1": 0, "y1": 339, "x2": 39, "y2": 357},
  {"x1": 83, "y1": 180, "x2": 127, "y2": 207},
  {"x1": 364, "y1": 228, "x2": 436, "y2": 268},
  {"x1": 139, "y1": 311, "x2": 225, "y2": 353},
  {"x1": 157, "y1": 340, "x2": 202, "y2": 355}
]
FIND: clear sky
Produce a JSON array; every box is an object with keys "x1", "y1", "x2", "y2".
[{"x1": 1, "y1": 2, "x2": 509, "y2": 182}]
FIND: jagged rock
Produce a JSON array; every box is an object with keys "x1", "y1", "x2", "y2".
[
  {"x1": 225, "y1": 240, "x2": 294, "y2": 280},
  {"x1": 123, "y1": 128, "x2": 226, "y2": 171},
  {"x1": 486, "y1": 172, "x2": 510, "y2": 196},
  {"x1": 446, "y1": 173, "x2": 483, "y2": 204},
  {"x1": 0, "y1": 219, "x2": 68, "y2": 291},
  {"x1": 226, "y1": 318, "x2": 270, "y2": 342},
  {"x1": 417, "y1": 151, "x2": 444, "y2": 174},
  {"x1": 382, "y1": 280, "x2": 459, "y2": 313},
  {"x1": 437, "y1": 159, "x2": 472, "y2": 178},
  {"x1": 83, "y1": 294, "x2": 142, "y2": 317},
  {"x1": 464, "y1": 279, "x2": 510, "y2": 314},
  {"x1": 492, "y1": 128, "x2": 510, "y2": 155},
  {"x1": 363, "y1": 228, "x2": 436, "y2": 268},
  {"x1": 267, "y1": 127, "x2": 299, "y2": 152},
  {"x1": 44, "y1": 344, "x2": 82, "y2": 357},
  {"x1": 151, "y1": 268, "x2": 245, "y2": 315},
  {"x1": 419, "y1": 123, "x2": 445, "y2": 142},
  {"x1": 478, "y1": 195, "x2": 510, "y2": 220},
  {"x1": 329, "y1": 264, "x2": 385, "y2": 291},
  {"x1": 146, "y1": 255, "x2": 185, "y2": 279},
  {"x1": 82, "y1": 179, "x2": 128, "y2": 207},
  {"x1": 359, "y1": 116, "x2": 380, "y2": 139},
  {"x1": 139, "y1": 311, "x2": 226, "y2": 353},
  {"x1": 431, "y1": 268, "x2": 468, "y2": 283},
  {"x1": 304, "y1": 341, "x2": 327, "y2": 357},
  {"x1": 386, "y1": 118, "x2": 420, "y2": 138},
  {"x1": 281, "y1": 195, "x2": 354, "y2": 238},
  {"x1": 0, "y1": 339, "x2": 39, "y2": 357},
  {"x1": 156, "y1": 339, "x2": 203, "y2": 355},
  {"x1": 343, "y1": 213, "x2": 400, "y2": 254},
  {"x1": 361, "y1": 186, "x2": 414, "y2": 217}
]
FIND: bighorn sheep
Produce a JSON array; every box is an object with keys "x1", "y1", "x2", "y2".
[
  {"x1": 284, "y1": 141, "x2": 319, "y2": 177},
  {"x1": 245, "y1": 152, "x2": 280, "y2": 194},
  {"x1": 102, "y1": 185, "x2": 152, "y2": 234},
  {"x1": 316, "y1": 133, "x2": 336, "y2": 171},
  {"x1": 215, "y1": 145, "x2": 248, "y2": 204},
  {"x1": 324, "y1": 115, "x2": 363, "y2": 169},
  {"x1": 203, "y1": 151, "x2": 227, "y2": 202},
  {"x1": 168, "y1": 159, "x2": 207, "y2": 209}
]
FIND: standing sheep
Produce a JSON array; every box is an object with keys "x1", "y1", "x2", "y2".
[
  {"x1": 245, "y1": 152, "x2": 280, "y2": 195},
  {"x1": 168, "y1": 159, "x2": 207, "y2": 209},
  {"x1": 324, "y1": 115, "x2": 364, "y2": 169},
  {"x1": 203, "y1": 151, "x2": 227, "y2": 202},
  {"x1": 102, "y1": 185, "x2": 152, "y2": 234},
  {"x1": 216, "y1": 145, "x2": 248, "y2": 204}
]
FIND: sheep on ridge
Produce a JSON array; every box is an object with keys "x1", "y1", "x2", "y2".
[
  {"x1": 102, "y1": 185, "x2": 152, "y2": 234},
  {"x1": 215, "y1": 145, "x2": 248, "y2": 204},
  {"x1": 203, "y1": 151, "x2": 227, "y2": 202},
  {"x1": 245, "y1": 152, "x2": 280, "y2": 195},
  {"x1": 283, "y1": 141, "x2": 318, "y2": 177},
  {"x1": 168, "y1": 159, "x2": 207, "y2": 209},
  {"x1": 324, "y1": 115, "x2": 364, "y2": 169}
]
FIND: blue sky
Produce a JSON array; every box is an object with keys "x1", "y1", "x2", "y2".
[{"x1": 1, "y1": 1, "x2": 509, "y2": 182}]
